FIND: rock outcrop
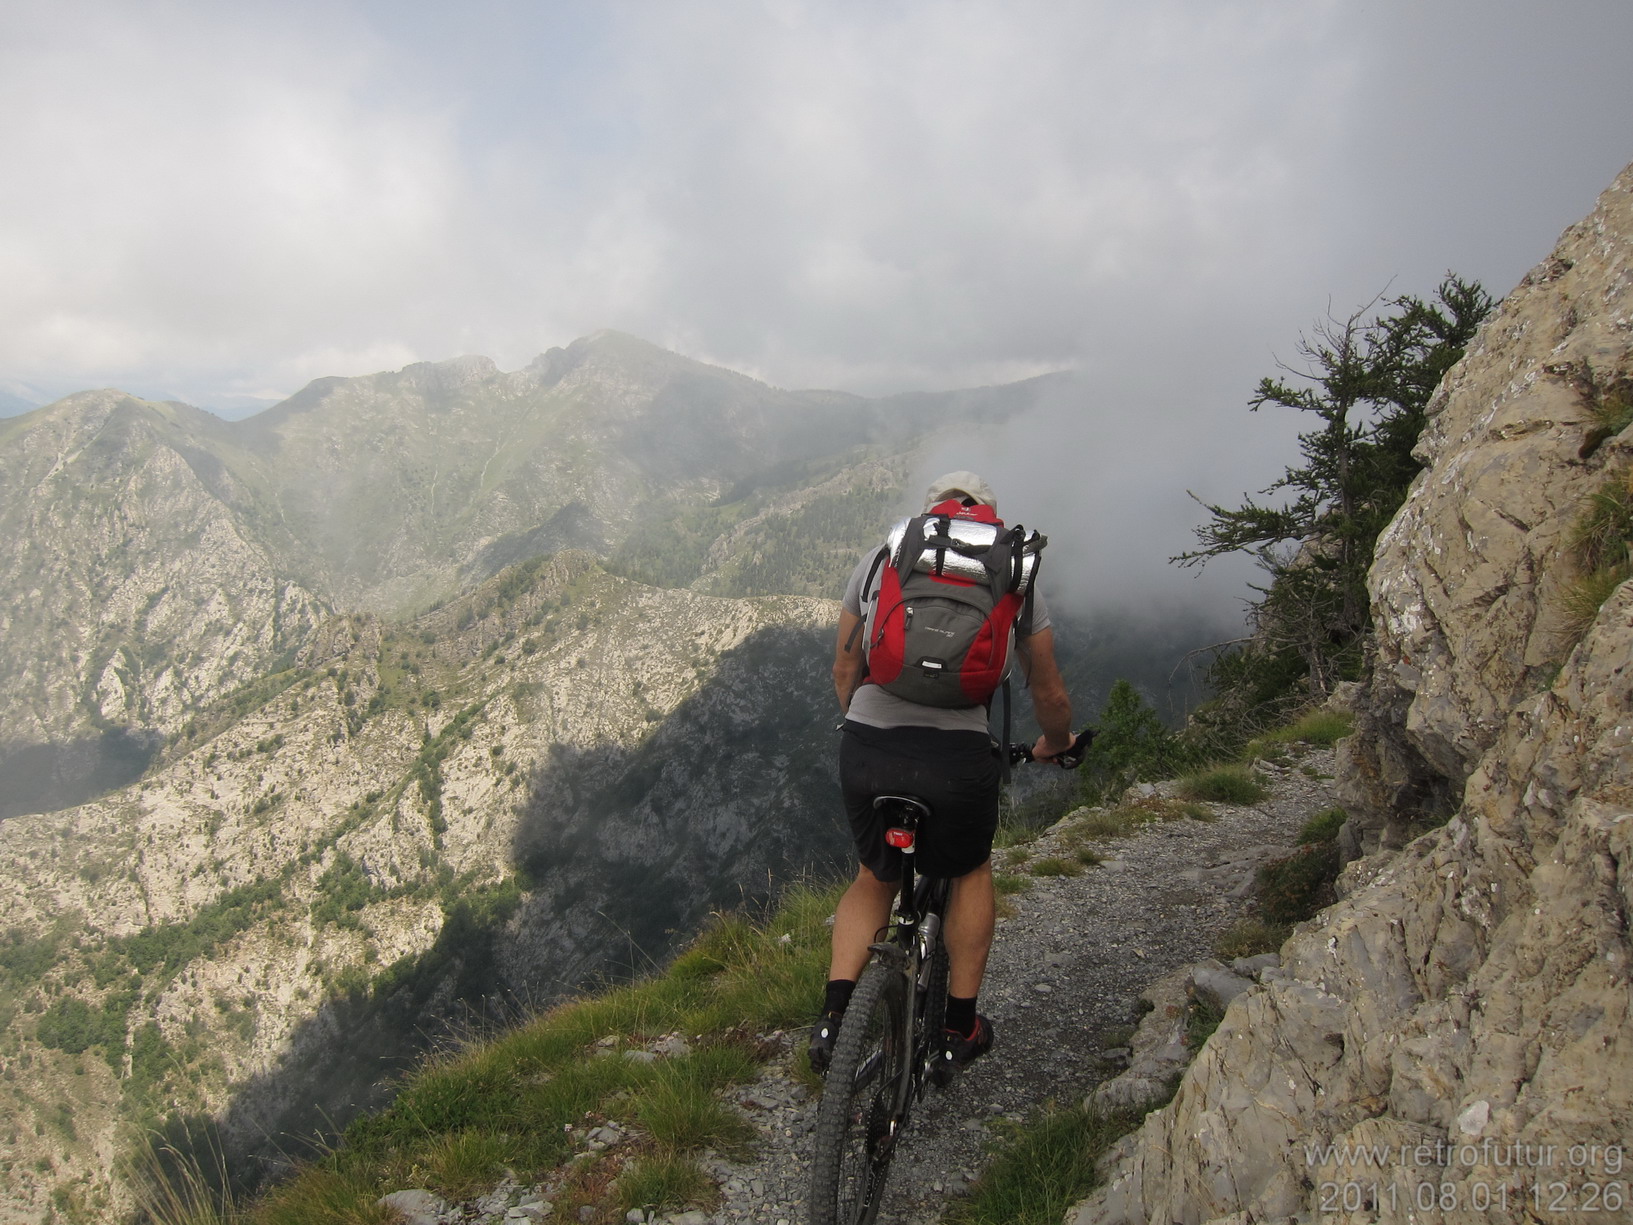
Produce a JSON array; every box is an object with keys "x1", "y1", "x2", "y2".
[{"x1": 1072, "y1": 165, "x2": 1633, "y2": 1223}]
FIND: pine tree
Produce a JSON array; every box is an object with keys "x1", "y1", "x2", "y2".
[{"x1": 1178, "y1": 275, "x2": 1493, "y2": 712}]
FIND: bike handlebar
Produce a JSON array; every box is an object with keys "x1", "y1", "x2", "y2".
[{"x1": 1009, "y1": 726, "x2": 1096, "y2": 770}]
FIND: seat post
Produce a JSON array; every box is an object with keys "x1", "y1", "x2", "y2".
[{"x1": 872, "y1": 794, "x2": 931, "y2": 926}]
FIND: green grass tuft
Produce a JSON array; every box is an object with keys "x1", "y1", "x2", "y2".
[
  {"x1": 208, "y1": 879, "x2": 847, "y2": 1225},
  {"x1": 1067, "y1": 807, "x2": 1153, "y2": 840},
  {"x1": 251, "y1": 1167, "x2": 398, "y2": 1225},
  {"x1": 417, "y1": 1129, "x2": 515, "y2": 1200},
  {"x1": 947, "y1": 1103, "x2": 1146, "y2": 1225},
  {"x1": 633, "y1": 1045, "x2": 759, "y2": 1156},
  {"x1": 1176, "y1": 765, "x2": 1269, "y2": 806},
  {"x1": 1029, "y1": 856, "x2": 1085, "y2": 878},
  {"x1": 1251, "y1": 708, "x2": 1354, "y2": 751},
  {"x1": 1212, "y1": 917, "x2": 1290, "y2": 960},
  {"x1": 1560, "y1": 467, "x2": 1633, "y2": 647},
  {"x1": 615, "y1": 1151, "x2": 717, "y2": 1216},
  {"x1": 1186, "y1": 998, "x2": 1226, "y2": 1050},
  {"x1": 1580, "y1": 385, "x2": 1633, "y2": 457},
  {"x1": 1559, "y1": 562, "x2": 1631, "y2": 646}
]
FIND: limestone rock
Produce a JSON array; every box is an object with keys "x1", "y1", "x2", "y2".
[
  {"x1": 1070, "y1": 163, "x2": 1633, "y2": 1225},
  {"x1": 377, "y1": 1188, "x2": 447, "y2": 1224},
  {"x1": 1087, "y1": 967, "x2": 1194, "y2": 1113}
]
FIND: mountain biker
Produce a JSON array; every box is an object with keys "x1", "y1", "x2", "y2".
[{"x1": 809, "y1": 471, "x2": 1077, "y2": 1077}]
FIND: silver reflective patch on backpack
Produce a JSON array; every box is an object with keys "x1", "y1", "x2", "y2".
[{"x1": 885, "y1": 516, "x2": 1043, "y2": 593}]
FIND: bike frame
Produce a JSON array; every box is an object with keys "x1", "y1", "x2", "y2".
[
  {"x1": 864, "y1": 793, "x2": 952, "y2": 1147},
  {"x1": 808, "y1": 729, "x2": 1092, "y2": 1224}
]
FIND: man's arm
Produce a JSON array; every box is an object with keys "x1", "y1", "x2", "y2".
[
  {"x1": 1015, "y1": 626, "x2": 1074, "y2": 758},
  {"x1": 834, "y1": 609, "x2": 866, "y2": 713}
]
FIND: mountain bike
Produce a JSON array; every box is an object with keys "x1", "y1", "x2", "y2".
[{"x1": 807, "y1": 730, "x2": 1092, "y2": 1225}]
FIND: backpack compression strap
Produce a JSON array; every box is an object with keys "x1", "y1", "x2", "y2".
[{"x1": 905, "y1": 514, "x2": 1025, "y2": 601}]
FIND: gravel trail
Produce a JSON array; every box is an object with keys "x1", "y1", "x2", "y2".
[
  {"x1": 411, "y1": 748, "x2": 1337, "y2": 1225},
  {"x1": 699, "y1": 748, "x2": 1338, "y2": 1225}
]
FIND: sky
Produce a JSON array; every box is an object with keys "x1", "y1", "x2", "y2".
[{"x1": 4, "y1": 0, "x2": 1632, "y2": 626}]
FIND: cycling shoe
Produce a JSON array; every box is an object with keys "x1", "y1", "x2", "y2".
[
  {"x1": 807, "y1": 1010, "x2": 843, "y2": 1075},
  {"x1": 930, "y1": 1014, "x2": 994, "y2": 1085}
]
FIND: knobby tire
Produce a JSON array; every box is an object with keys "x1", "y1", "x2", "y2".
[{"x1": 808, "y1": 959, "x2": 909, "y2": 1225}]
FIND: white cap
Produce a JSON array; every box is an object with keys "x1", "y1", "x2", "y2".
[{"x1": 924, "y1": 470, "x2": 997, "y2": 510}]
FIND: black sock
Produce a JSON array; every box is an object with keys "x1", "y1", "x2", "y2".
[
  {"x1": 945, "y1": 995, "x2": 977, "y2": 1036},
  {"x1": 823, "y1": 979, "x2": 856, "y2": 1017}
]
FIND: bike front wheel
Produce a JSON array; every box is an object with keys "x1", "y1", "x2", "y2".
[{"x1": 808, "y1": 958, "x2": 910, "y2": 1225}]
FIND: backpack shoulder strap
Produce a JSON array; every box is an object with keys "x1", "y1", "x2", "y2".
[{"x1": 843, "y1": 545, "x2": 890, "y2": 653}]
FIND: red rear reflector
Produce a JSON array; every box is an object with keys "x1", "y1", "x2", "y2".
[{"x1": 885, "y1": 828, "x2": 916, "y2": 850}]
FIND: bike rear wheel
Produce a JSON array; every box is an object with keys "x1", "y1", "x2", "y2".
[{"x1": 808, "y1": 959, "x2": 910, "y2": 1225}]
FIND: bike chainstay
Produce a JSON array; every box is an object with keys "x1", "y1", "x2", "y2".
[{"x1": 908, "y1": 874, "x2": 951, "y2": 1096}]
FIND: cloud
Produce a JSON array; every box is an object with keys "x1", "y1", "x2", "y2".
[
  {"x1": 2, "y1": 0, "x2": 1630, "y2": 627},
  {"x1": 909, "y1": 372, "x2": 1281, "y2": 636},
  {"x1": 590, "y1": 0, "x2": 1354, "y2": 391},
  {"x1": 5, "y1": 0, "x2": 1630, "y2": 411},
  {"x1": 0, "y1": 2, "x2": 467, "y2": 394}
]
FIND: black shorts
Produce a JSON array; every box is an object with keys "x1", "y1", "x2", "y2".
[{"x1": 840, "y1": 721, "x2": 1001, "y2": 883}]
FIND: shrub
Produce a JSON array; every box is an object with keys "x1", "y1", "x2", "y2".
[
  {"x1": 1212, "y1": 918, "x2": 1290, "y2": 960},
  {"x1": 1297, "y1": 807, "x2": 1347, "y2": 845},
  {"x1": 1256, "y1": 842, "x2": 1341, "y2": 925},
  {"x1": 1078, "y1": 680, "x2": 1193, "y2": 804},
  {"x1": 310, "y1": 853, "x2": 383, "y2": 929},
  {"x1": 37, "y1": 997, "x2": 121, "y2": 1056}
]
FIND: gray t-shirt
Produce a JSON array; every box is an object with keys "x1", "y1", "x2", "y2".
[{"x1": 841, "y1": 546, "x2": 1052, "y2": 732}]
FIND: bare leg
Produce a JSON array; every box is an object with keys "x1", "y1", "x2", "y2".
[
  {"x1": 943, "y1": 858, "x2": 995, "y2": 998},
  {"x1": 826, "y1": 866, "x2": 899, "y2": 983}
]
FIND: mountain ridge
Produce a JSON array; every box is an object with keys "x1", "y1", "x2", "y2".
[
  {"x1": 0, "y1": 337, "x2": 1059, "y2": 818},
  {"x1": 0, "y1": 336, "x2": 1080, "y2": 1219},
  {"x1": 0, "y1": 331, "x2": 1197, "y2": 1221}
]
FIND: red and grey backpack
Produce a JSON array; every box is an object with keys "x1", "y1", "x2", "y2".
[{"x1": 855, "y1": 499, "x2": 1046, "y2": 708}]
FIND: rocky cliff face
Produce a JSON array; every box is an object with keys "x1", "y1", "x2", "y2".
[
  {"x1": 1072, "y1": 166, "x2": 1633, "y2": 1223},
  {"x1": 0, "y1": 392, "x2": 331, "y2": 817}
]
